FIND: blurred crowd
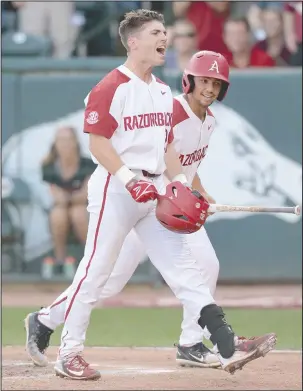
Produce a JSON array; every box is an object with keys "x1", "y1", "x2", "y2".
[{"x1": 2, "y1": 1, "x2": 302, "y2": 68}]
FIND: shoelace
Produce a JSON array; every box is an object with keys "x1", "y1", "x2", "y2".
[
  {"x1": 175, "y1": 342, "x2": 211, "y2": 354},
  {"x1": 192, "y1": 342, "x2": 211, "y2": 354},
  {"x1": 68, "y1": 354, "x2": 90, "y2": 369}
]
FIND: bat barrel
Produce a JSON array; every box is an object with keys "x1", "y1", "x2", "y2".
[{"x1": 208, "y1": 204, "x2": 301, "y2": 215}]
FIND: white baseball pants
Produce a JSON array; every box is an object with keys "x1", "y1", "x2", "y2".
[
  {"x1": 44, "y1": 167, "x2": 219, "y2": 356},
  {"x1": 39, "y1": 226, "x2": 219, "y2": 346}
]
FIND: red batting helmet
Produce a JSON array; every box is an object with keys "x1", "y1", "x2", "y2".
[
  {"x1": 182, "y1": 50, "x2": 230, "y2": 101},
  {"x1": 156, "y1": 182, "x2": 210, "y2": 234}
]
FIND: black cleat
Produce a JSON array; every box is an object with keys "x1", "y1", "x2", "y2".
[
  {"x1": 176, "y1": 342, "x2": 221, "y2": 368},
  {"x1": 24, "y1": 312, "x2": 53, "y2": 367}
]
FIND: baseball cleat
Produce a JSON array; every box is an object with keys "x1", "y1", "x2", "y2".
[
  {"x1": 24, "y1": 312, "x2": 53, "y2": 367},
  {"x1": 54, "y1": 354, "x2": 101, "y2": 380},
  {"x1": 176, "y1": 342, "x2": 221, "y2": 368},
  {"x1": 219, "y1": 332, "x2": 277, "y2": 375}
]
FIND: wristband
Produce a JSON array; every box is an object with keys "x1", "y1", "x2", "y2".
[
  {"x1": 172, "y1": 173, "x2": 188, "y2": 185},
  {"x1": 115, "y1": 165, "x2": 136, "y2": 186}
]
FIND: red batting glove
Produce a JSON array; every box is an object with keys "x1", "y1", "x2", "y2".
[{"x1": 126, "y1": 177, "x2": 158, "y2": 203}]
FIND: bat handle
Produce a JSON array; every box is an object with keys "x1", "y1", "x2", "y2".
[{"x1": 208, "y1": 204, "x2": 217, "y2": 214}]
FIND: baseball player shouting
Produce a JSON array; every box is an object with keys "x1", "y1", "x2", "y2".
[{"x1": 25, "y1": 10, "x2": 276, "y2": 381}]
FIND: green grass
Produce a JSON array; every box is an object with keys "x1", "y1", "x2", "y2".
[{"x1": 2, "y1": 307, "x2": 302, "y2": 350}]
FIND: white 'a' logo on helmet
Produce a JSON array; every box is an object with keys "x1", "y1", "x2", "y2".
[{"x1": 209, "y1": 60, "x2": 219, "y2": 73}]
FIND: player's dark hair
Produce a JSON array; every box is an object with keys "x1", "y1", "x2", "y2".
[
  {"x1": 224, "y1": 16, "x2": 251, "y2": 33},
  {"x1": 119, "y1": 9, "x2": 165, "y2": 50}
]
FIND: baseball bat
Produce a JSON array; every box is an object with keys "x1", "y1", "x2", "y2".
[{"x1": 208, "y1": 204, "x2": 301, "y2": 216}]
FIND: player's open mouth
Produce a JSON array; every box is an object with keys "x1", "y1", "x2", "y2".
[{"x1": 156, "y1": 47, "x2": 166, "y2": 56}]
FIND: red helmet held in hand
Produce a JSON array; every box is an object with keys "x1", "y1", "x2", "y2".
[
  {"x1": 156, "y1": 182, "x2": 210, "y2": 234},
  {"x1": 182, "y1": 50, "x2": 230, "y2": 101}
]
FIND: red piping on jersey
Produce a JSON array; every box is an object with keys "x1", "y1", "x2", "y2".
[
  {"x1": 207, "y1": 107, "x2": 214, "y2": 117},
  {"x1": 64, "y1": 173, "x2": 111, "y2": 322},
  {"x1": 155, "y1": 76, "x2": 168, "y2": 85},
  {"x1": 172, "y1": 98, "x2": 190, "y2": 127}
]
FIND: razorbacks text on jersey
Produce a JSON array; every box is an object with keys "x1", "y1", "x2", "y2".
[
  {"x1": 84, "y1": 65, "x2": 174, "y2": 175},
  {"x1": 172, "y1": 94, "x2": 216, "y2": 185}
]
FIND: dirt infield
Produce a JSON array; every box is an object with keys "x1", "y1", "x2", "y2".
[{"x1": 2, "y1": 346, "x2": 302, "y2": 390}]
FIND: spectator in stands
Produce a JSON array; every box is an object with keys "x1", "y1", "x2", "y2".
[
  {"x1": 172, "y1": 1, "x2": 230, "y2": 57},
  {"x1": 283, "y1": 2, "x2": 302, "y2": 66},
  {"x1": 41, "y1": 126, "x2": 96, "y2": 280},
  {"x1": 224, "y1": 16, "x2": 276, "y2": 68},
  {"x1": 164, "y1": 19, "x2": 198, "y2": 73},
  {"x1": 254, "y1": 7, "x2": 291, "y2": 66},
  {"x1": 14, "y1": 1, "x2": 77, "y2": 58},
  {"x1": 246, "y1": 1, "x2": 283, "y2": 41}
]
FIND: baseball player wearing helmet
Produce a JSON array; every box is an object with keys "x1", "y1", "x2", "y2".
[{"x1": 24, "y1": 23, "x2": 276, "y2": 379}]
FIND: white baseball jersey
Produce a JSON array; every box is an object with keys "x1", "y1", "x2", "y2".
[
  {"x1": 172, "y1": 94, "x2": 216, "y2": 185},
  {"x1": 84, "y1": 65, "x2": 173, "y2": 174}
]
